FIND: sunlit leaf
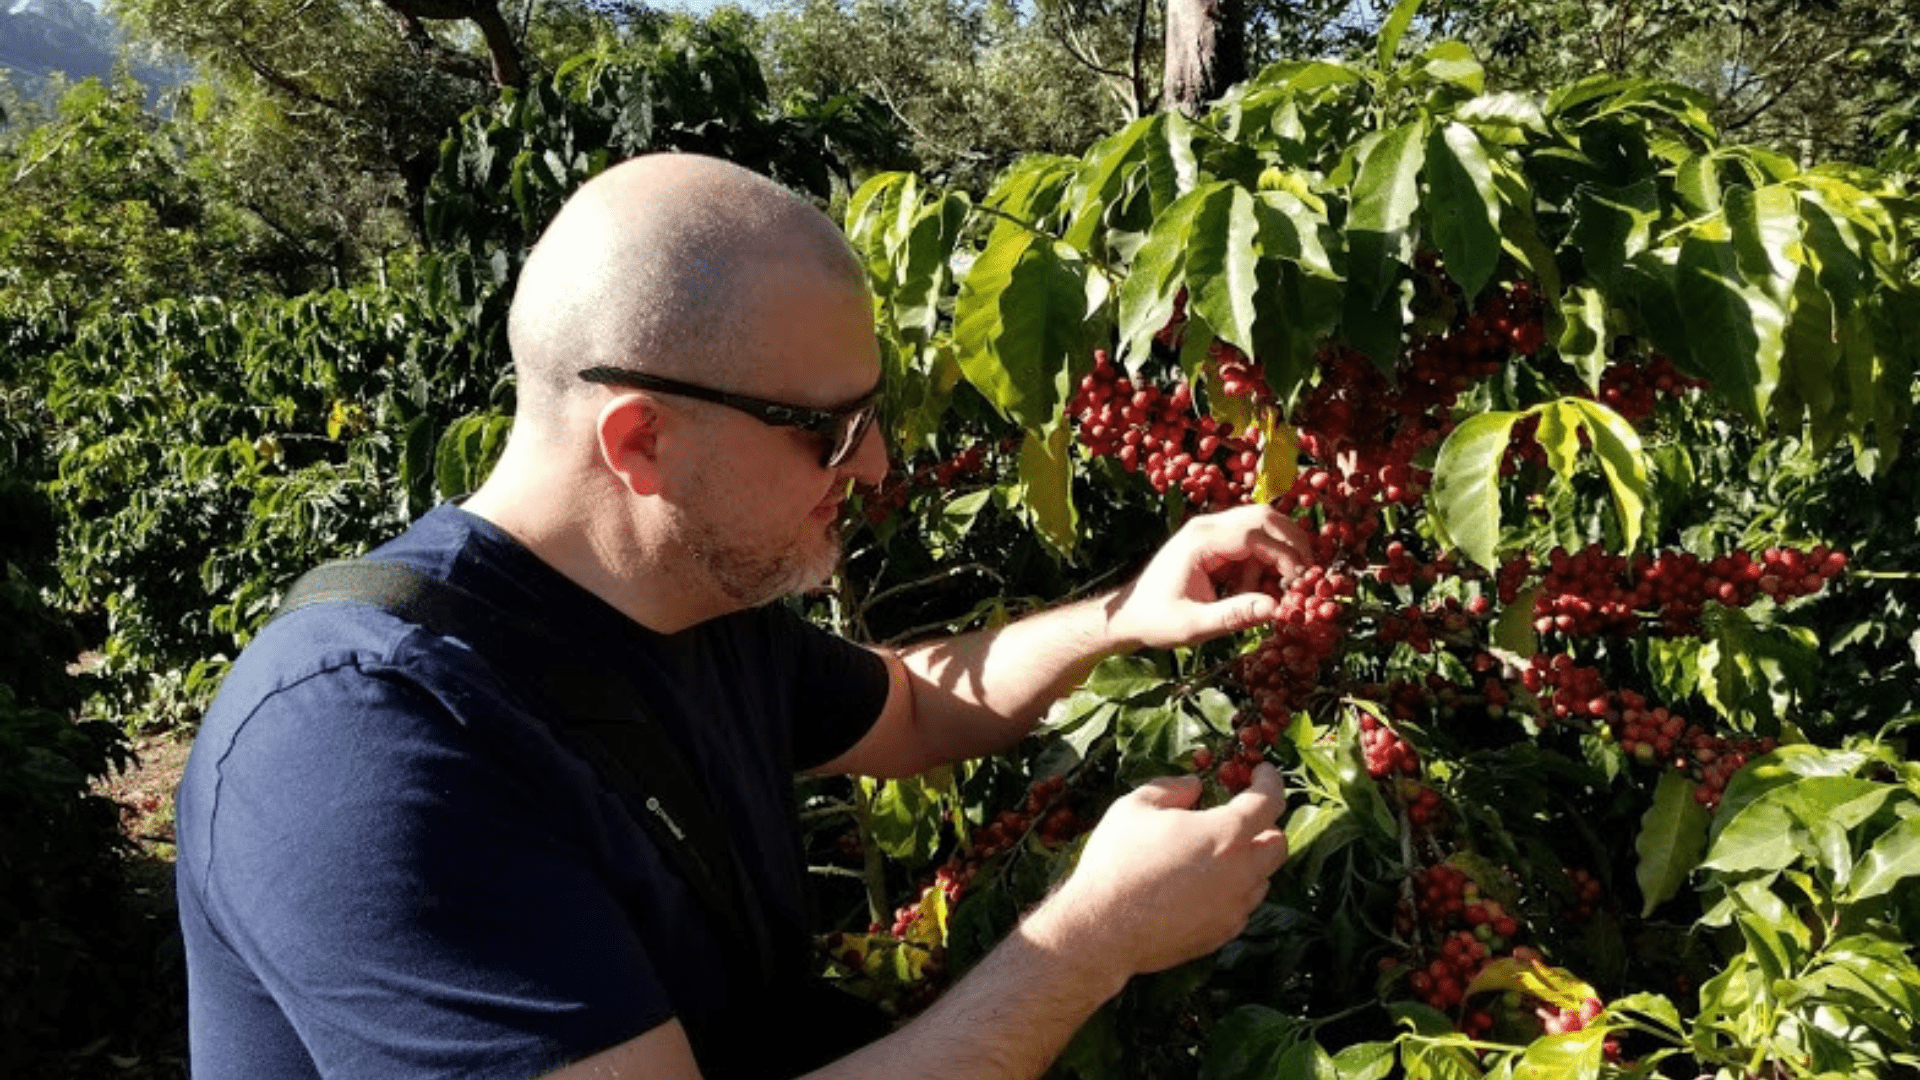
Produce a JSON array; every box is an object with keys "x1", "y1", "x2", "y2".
[
  {"x1": 1637, "y1": 769, "x2": 1711, "y2": 915},
  {"x1": 1426, "y1": 122, "x2": 1501, "y2": 301},
  {"x1": 1430, "y1": 411, "x2": 1523, "y2": 570}
]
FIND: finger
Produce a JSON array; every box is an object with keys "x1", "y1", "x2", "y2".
[
  {"x1": 1189, "y1": 592, "x2": 1278, "y2": 638},
  {"x1": 1249, "y1": 828, "x2": 1290, "y2": 874},
  {"x1": 1269, "y1": 531, "x2": 1315, "y2": 577},
  {"x1": 1250, "y1": 521, "x2": 1315, "y2": 577},
  {"x1": 1206, "y1": 524, "x2": 1309, "y2": 583},
  {"x1": 1127, "y1": 774, "x2": 1204, "y2": 811},
  {"x1": 1233, "y1": 558, "x2": 1266, "y2": 595},
  {"x1": 1219, "y1": 762, "x2": 1287, "y2": 835}
]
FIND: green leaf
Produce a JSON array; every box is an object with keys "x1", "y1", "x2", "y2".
[
  {"x1": 1676, "y1": 230, "x2": 1786, "y2": 424},
  {"x1": 1636, "y1": 769, "x2": 1711, "y2": 916},
  {"x1": 1417, "y1": 41, "x2": 1484, "y2": 95},
  {"x1": 1399, "y1": 1039, "x2": 1482, "y2": 1080},
  {"x1": 954, "y1": 237, "x2": 1092, "y2": 428},
  {"x1": 1532, "y1": 400, "x2": 1581, "y2": 479},
  {"x1": 1734, "y1": 909, "x2": 1794, "y2": 984},
  {"x1": 1085, "y1": 655, "x2": 1168, "y2": 700},
  {"x1": 1698, "y1": 607, "x2": 1819, "y2": 727},
  {"x1": 1489, "y1": 157, "x2": 1560, "y2": 299},
  {"x1": 844, "y1": 171, "x2": 916, "y2": 278},
  {"x1": 1725, "y1": 185, "x2": 1802, "y2": 305},
  {"x1": 1846, "y1": 301, "x2": 1913, "y2": 466},
  {"x1": 1782, "y1": 268, "x2": 1843, "y2": 443},
  {"x1": 1252, "y1": 191, "x2": 1334, "y2": 278},
  {"x1": 1674, "y1": 153, "x2": 1722, "y2": 216},
  {"x1": 1347, "y1": 121, "x2": 1428, "y2": 307},
  {"x1": 1608, "y1": 992, "x2": 1684, "y2": 1035},
  {"x1": 1284, "y1": 803, "x2": 1355, "y2": 864},
  {"x1": 1567, "y1": 180, "x2": 1658, "y2": 291},
  {"x1": 1342, "y1": 275, "x2": 1409, "y2": 373},
  {"x1": 1378, "y1": 0, "x2": 1422, "y2": 70},
  {"x1": 1850, "y1": 812, "x2": 1920, "y2": 902},
  {"x1": 1798, "y1": 192, "x2": 1868, "y2": 313},
  {"x1": 1329, "y1": 1041, "x2": 1396, "y2": 1080},
  {"x1": 1429, "y1": 411, "x2": 1523, "y2": 570},
  {"x1": 1464, "y1": 957, "x2": 1597, "y2": 1009},
  {"x1": 939, "y1": 488, "x2": 994, "y2": 540},
  {"x1": 894, "y1": 193, "x2": 971, "y2": 344},
  {"x1": 1148, "y1": 111, "x2": 1200, "y2": 212},
  {"x1": 1121, "y1": 702, "x2": 1211, "y2": 773},
  {"x1": 1714, "y1": 746, "x2": 1870, "y2": 829},
  {"x1": 1556, "y1": 286, "x2": 1609, "y2": 391},
  {"x1": 1705, "y1": 777, "x2": 1890, "y2": 873},
  {"x1": 1200, "y1": 1005, "x2": 1303, "y2": 1080},
  {"x1": 1186, "y1": 184, "x2": 1264, "y2": 354},
  {"x1": 1494, "y1": 584, "x2": 1539, "y2": 657},
  {"x1": 1116, "y1": 190, "x2": 1207, "y2": 367},
  {"x1": 433, "y1": 412, "x2": 513, "y2": 502},
  {"x1": 1016, "y1": 419, "x2": 1077, "y2": 555},
  {"x1": 1426, "y1": 123, "x2": 1501, "y2": 301},
  {"x1": 865, "y1": 776, "x2": 943, "y2": 862},
  {"x1": 1063, "y1": 115, "x2": 1164, "y2": 251},
  {"x1": 1564, "y1": 399, "x2": 1649, "y2": 553},
  {"x1": 981, "y1": 156, "x2": 1078, "y2": 245},
  {"x1": 1457, "y1": 92, "x2": 1548, "y2": 134},
  {"x1": 1513, "y1": 1027, "x2": 1605, "y2": 1080}
]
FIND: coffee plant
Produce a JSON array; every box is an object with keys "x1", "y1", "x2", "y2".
[
  {"x1": 0, "y1": 322, "x2": 171, "y2": 1076},
  {"x1": 806, "y1": 3, "x2": 1920, "y2": 1075}
]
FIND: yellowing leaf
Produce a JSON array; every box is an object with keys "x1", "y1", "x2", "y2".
[
  {"x1": 1253, "y1": 412, "x2": 1300, "y2": 504},
  {"x1": 1018, "y1": 420, "x2": 1078, "y2": 555},
  {"x1": 1462, "y1": 957, "x2": 1597, "y2": 1010}
]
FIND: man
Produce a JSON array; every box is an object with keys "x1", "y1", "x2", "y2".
[{"x1": 175, "y1": 153, "x2": 1312, "y2": 1080}]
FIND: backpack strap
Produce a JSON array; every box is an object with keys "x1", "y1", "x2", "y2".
[{"x1": 270, "y1": 559, "x2": 780, "y2": 990}]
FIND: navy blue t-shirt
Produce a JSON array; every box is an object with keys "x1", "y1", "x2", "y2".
[{"x1": 175, "y1": 505, "x2": 891, "y2": 1079}]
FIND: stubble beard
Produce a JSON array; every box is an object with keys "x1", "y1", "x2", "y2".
[{"x1": 681, "y1": 510, "x2": 845, "y2": 609}]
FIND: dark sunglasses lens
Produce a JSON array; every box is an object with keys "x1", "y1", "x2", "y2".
[{"x1": 826, "y1": 406, "x2": 877, "y2": 468}]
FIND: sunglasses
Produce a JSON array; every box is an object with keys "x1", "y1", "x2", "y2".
[{"x1": 577, "y1": 366, "x2": 882, "y2": 469}]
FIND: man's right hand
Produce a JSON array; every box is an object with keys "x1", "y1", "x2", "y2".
[
  {"x1": 1032, "y1": 763, "x2": 1290, "y2": 980},
  {"x1": 543, "y1": 766, "x2": 1291, "y2": 1080}
]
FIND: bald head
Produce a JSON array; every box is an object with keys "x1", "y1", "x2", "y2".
[{"x1": 507, "y1": 154, "x2": 866, "y2": 434}]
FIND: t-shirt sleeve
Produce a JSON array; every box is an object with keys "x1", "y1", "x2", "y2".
[
  {"x1": 194, "y1": 661, "x2": 674, "y2": 1079},
  {"x1": 763, "y1": 605, "x2": 892, "y2": 770}
]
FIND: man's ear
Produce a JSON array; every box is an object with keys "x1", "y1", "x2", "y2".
[{"x1": 595, "y1": 394, "x2": 669, "y2": 496}]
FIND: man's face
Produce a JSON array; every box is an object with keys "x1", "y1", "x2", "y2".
[{"x1": 663, "y1": 264, "x2": 886, "y2": 610}]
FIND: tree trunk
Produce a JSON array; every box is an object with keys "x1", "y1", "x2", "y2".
[
  {"x1": 379, "y1": 0, "x2": 526, "y2": 90},
  {"x1": 1162, "y1": 0, "x2": 1245, "y2": 117}
]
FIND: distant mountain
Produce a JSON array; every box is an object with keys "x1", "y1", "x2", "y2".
[{"x1": 0, "y1": 0, "x2": 181, "y2": 102}]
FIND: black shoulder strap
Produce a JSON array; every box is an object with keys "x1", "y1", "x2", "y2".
[{"x1": 270, "y1": 559, "x2": 779, "y2": 990}]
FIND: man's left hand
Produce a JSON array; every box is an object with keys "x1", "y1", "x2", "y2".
[{"x1": 1104, "y1": 503, "x2": 1314, "y2": 651}]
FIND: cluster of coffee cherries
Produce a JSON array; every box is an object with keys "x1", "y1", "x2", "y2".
[
  {"x1": 1359, "y1": 713, "x2": 1420, "y2": 778},
  {"x1": 1209, "y1": 566, "x2": 1355, "y2": 790},
  {"x1": 1371, "y1": 593, "x2": 1492, "y2": 656},
  {"x1": 1595, "y1": 353, "x2": 1707, "y2": 425},
  {"x1": 1523, "y1": 653, "x2": 1780, "y2": 809},
  {"x1": 1399, "y1": 778, "x2": 1449, "y2": 832},
  {"x1": 1069, "y1": 350, "x2": 1264, "y2": 510},
  {"x1": 1531, "y1": 543, "x2": 1849, "y2": 639},
  {"x1": 877, "y1": 773, "x2": 1082, "y2": 938},
  {"x1": 861, "y1": 440, "x2": 1004, "y2": 524},
  {"x1": 1388, "y1": 858, "x2": 1620, "y2": 1051},
  {"x1": 1562, "y1": 867, "x2": 1604, "y2": 924},
  {"x1": 1392, "y1": 864, "x2": 1526, "y2": 1014}
]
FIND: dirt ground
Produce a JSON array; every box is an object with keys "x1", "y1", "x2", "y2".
[{"x1": 92, "y1": 730, "x2": 192, "y2": 861}]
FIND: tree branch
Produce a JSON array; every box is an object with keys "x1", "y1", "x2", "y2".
[
  {"x1": 386, "y1": 8, "x2": 492, "y2": 85},
  {"x1": 377, "y1": 0, "x2": 525, "y2": 88}
]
